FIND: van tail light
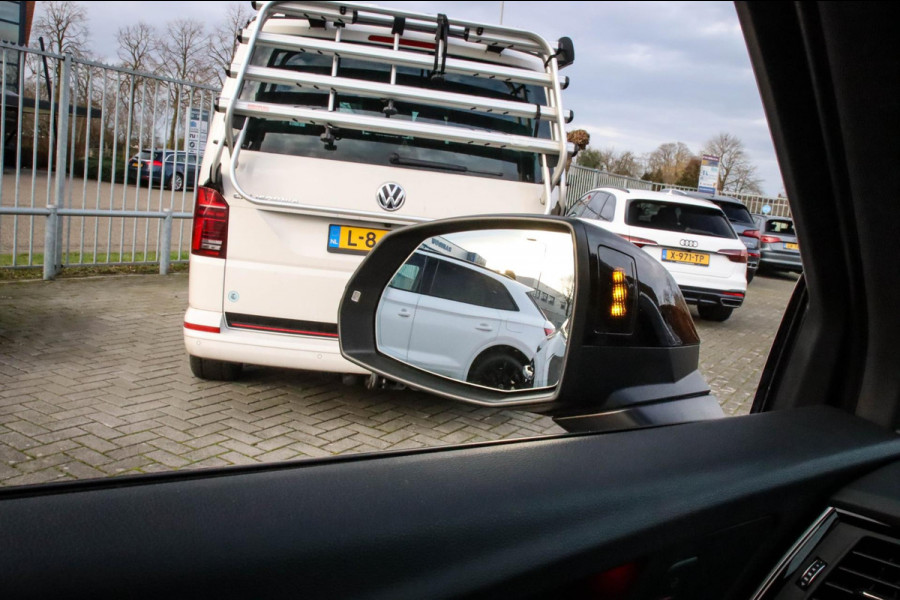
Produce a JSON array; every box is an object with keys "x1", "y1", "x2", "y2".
[
  {"x1": 191, "y1": 186, "x2": 230, "y2": 258},
  {"x1": 742, "y1": 229, "x2": 760, "y2": 239},
  {"x1": 719, "y1": 248, "x2": 748, "y2": 263},
  {"x1": 622, "y1": 235, "x2": 657, "y2": 248},
  {"x1": 760, "y1": 235, "x2": 780, "y2": 244}
]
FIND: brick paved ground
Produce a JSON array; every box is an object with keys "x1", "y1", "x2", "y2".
[{"x1": 0, "y1": 271, "x2": 797, "y2": 485}]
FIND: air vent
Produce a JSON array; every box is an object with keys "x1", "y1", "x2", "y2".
[{"x1": 812, "y1": 537, "x2": 900, "y2": 600}]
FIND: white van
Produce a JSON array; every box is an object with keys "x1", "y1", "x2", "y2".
[{"x1": 184, "y1": 2, "x2": 575, "y2": 380}]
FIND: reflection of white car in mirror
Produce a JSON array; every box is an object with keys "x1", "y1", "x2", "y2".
[
  {"x1": 532, "y1": 318, "x2": 570, "y2": 388},
  {"x1": 377, "y1": 249, "x2": 556, "y2": 390}
]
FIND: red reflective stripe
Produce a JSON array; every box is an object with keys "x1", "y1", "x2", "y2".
[
  {"x1": 230, "y1": 322, "x2": 339, "y2": 338},
  {"x1": 184, "y1": 322, "x2": 220, "y2": 334},
  {"x1": 368, "y1": 34, "x2": 436, "y2": 50},
  {"x1": 723, "y1": 292, "x2": 745, "y2": 297}
]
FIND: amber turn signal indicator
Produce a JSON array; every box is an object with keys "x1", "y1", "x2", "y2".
[{"x1": 611, "y1": 268, "x2": 628, "y2": 318}]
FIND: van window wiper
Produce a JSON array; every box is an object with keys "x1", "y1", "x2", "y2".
[{"x1": 389, "y1": 153, "x2": 503, "y2": 177}]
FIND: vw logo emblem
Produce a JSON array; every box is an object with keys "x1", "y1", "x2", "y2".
[
  {"x1": 376, "y1": 182, "x2": 406, "y2": 211},
  {"x1": 679, "y1": 239, "x2": 699, "y2": 248}
]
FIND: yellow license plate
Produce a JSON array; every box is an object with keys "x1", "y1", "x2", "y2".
[
  {"x1": 785, "y1": 242, "x2": 799, "y2": 250},
  {"x1": 327, "y1": 224, "x2": 388, "y2": 255},
  {"x1": 662, "y1": 249, "x2": 710, "y2": 266}
]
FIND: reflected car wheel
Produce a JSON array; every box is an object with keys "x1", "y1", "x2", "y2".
[
  {"x1": 171, "y1": 172, "x2": 184, "y2": 191},
  {"x1": 467, "y1": 352, "x2": 532, "y2": 390}
]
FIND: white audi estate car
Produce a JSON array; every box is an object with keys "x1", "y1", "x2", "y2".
[
  {"x1": 568, "y1": 187, "x2": 748, "y2": 321},
  {"x1": 377, "y1": 249, "x2": 555, "y2": 390}
]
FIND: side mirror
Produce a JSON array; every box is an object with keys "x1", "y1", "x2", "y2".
[
  {"x1": 556, "y1": 37, "x2": 575, "y2": 69},
  {"x1": 339, "y1": 216, "x2": 723, "y2": 433}
]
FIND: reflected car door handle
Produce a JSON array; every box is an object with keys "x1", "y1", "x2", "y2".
[{"x1": 475, "y1": 324, "x2": 493, "y2": 331}]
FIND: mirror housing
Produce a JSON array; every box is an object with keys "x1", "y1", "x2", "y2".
[
  {"x1": 339, "y1": 216, "x2": 723, "y2": 433},
  {"x1": 556, "y1": 36, "x2": 575, "y2": 69}
]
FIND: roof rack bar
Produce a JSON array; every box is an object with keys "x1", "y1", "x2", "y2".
[
  {"x1": 242, "y1": 65, "x2": 572, "y2": 122},
  {"x1": 255, "y1": 1, "x2": 555, "y2": 56},
  {"x1": 215, "y1": 2, "x2": 571, "y2": 214},
  {"x1": 248, "y1": 31, "x2": 555, "y2": 88},
  {"x1": 225, "y1": 98, "x2": 567, "y2": 155}
]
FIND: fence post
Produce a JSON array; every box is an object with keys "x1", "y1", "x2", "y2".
[
  {"x1": 43, "y1": 206, "x2": 58, "y2": 280},
  {"x1": 159, "y1": 210, "x2": 173, "y2": 275},
  {"x1": 52, "y1": 53, "x2": 72, "y2": 271}
]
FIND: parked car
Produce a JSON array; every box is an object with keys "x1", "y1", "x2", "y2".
[
  {"x1": 662, "y1": 189, "x2": 762, "y2": 282},
  {"x1": 377, "y1": 248, "x2": 554, "y2": 390},
  {"x1": 568, "y1": 187, "x2": 748, "y2": 321},
  {"x1": 751, "y1": 214, "x2": 803, "y2": 273},
  {"x1": 128, "y1": 149, "x2": 200, "y2": 191}
]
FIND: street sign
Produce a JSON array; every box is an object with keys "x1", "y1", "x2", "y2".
[
  {"x1": 698, "y1": 154, "x2": 720, "y2": 194},
  {"x1": 187, "y1": 108, "x2": 210, "y2": 155}
]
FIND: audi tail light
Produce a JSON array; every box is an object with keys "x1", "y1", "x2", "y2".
[
  {"x1": 742, "y1": 229, "x2": 760, "y2": 239},
  {"x1": 622, "y1": 235, "x2": 657, "y2": 248},
  {"x1": 760, "y1": 235, "x2": 781, "y2": 244},
  {"x1": 719, "y1": 248, "x2": 748, "y2": 263},
  {"x1": 191, "y1": 187, "x2": 230, "y2": 258}
]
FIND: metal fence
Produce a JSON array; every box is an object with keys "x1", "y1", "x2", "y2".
[
  {"x1": 566, "y1": 164, "x2": 793, "y2": 217},
  {"x1": 0, "y1": 42, "x2": 218, "y2": 279}
]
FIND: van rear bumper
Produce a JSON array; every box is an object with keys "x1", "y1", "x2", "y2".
[{"x1": 183, "y1": 307, "x2": 367, "y2": 374}]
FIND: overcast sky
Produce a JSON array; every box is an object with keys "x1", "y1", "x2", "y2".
[{"x1": 75, "y1": 1, "x2": 783, "y2": 195}]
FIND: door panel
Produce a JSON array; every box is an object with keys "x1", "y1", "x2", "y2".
[{"x1": 2, "y1": 408, "x2": 899, "y2": 599}]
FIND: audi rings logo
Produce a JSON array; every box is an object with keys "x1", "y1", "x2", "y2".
[
  {"x1": 376, "y1": 182, "x2": 406, "y2": 211},
  {"x1": 679, "y1": 239, "x2": 699, "y2": 248}
]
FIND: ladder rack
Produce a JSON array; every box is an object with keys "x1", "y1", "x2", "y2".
[{"x1": 213, "y1": 1, "x2": 573, "y2": 215}]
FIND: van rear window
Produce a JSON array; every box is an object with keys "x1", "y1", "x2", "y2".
[{"x1": 238, "y1": 47, "x2": 549, "y2": 183}]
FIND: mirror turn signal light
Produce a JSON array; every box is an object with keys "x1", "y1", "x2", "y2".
[{"x1": 611, "y1": 268, "x2": 628, "y2": 318}]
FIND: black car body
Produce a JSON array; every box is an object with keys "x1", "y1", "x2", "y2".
[
  {"x1": 752, "y1": 214, "x2": 803, "y2": 273},
  {"x1": 664, "y1": 189, "x2": 761, "y2": 281},
  {"x1": 128, "y1": 150, "x2": 200, "y2": 192}
]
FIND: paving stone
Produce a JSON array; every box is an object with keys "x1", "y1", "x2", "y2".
[{"x1": 0, "y1": 272, "x2": 795, "y2": 485}]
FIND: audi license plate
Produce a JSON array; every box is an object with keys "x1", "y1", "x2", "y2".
[
  {"x1": 785, "y1": 242, "x2": 799, "y2": 250},
  {"x1": 327, "y1": 224, "x2": 389, "y2": 255},
  {"x1": 662, "y1": 249, "x2": 710, "y2": 266}
]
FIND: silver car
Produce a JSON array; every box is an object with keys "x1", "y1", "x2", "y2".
[{"x1": 752, "y1": 214, "x2": 803, "y2": 273}]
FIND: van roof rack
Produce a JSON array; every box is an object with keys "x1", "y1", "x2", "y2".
[{"x1": 212, "y1": 1, "x2": 574, "y2": 219}]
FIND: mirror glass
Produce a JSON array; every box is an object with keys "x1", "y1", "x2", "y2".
[{"x1": 375, "y1": 229, "x2": 575, "y2": 391}]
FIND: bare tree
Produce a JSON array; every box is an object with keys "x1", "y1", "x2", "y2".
[
  {"x1": 33, "y1": 1, "x2": 90, "y2": 57},
  {"x1": 576, "y1": 146, "x2": 640, "y2": 178},
  {"x1": 643, "y1": 142, "x2": 694, "y2": 184},
  {"x1": 156, "y1": 19, "x2": 216, "y2": 147},
  {"x1": 117, "y1": 23, "x2": 158, "y2": 73},
  {"x1": 115, "y1": 23, "x2": 162, "y2": 152},
  {"x1": 209, "y1": 3, "x2": 254, "y2": 87},
  {"x1": 702, "y1": 132, "x2": 762, "y2": 194}
]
